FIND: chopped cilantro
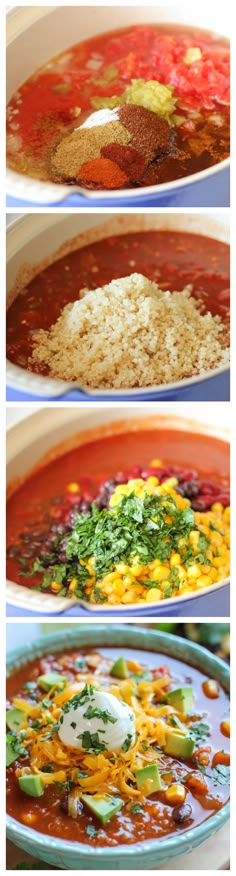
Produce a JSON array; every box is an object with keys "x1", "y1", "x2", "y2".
[
  {"x1": 21, "y1": 491, "x2": 209, "y2": 593},
  {"x1": 77, "y1": 730, "x2": 107, "y2": 753},
  {"x1": 131, "y1": 803, "x2": 144, "y2": 815},
  {"x1": 189, "y1": 722, "x2": 210, "y2": 744},
  {"x1": 62, "y1": 684, "x2": 95, "y2": 713},
  {"x1": 86, "y1": 825, "x2": 98, "y2": 838},
  {"x1": 83, "y1": 705, "x2": 117, "y2": 724},
  {"x1": 122, "y1": 733, "x2": 133, "y2": 752},
  {"x1": 209, "y1": 522, "x2": 224, "y2": 535},
  {"x1": 70, "y1": 721, "x2": 77, "y2": 730},
  {"x1": 41, "y1": 763, "x2": 54, "y2": 773}
]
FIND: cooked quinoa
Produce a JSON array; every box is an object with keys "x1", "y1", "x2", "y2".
[{"x1": 31, "y1": 273, "x2": 229, "y2": 388}]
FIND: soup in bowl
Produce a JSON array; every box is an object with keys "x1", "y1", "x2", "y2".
[{"x1": 6, "y1": 625, "x2": 230, "y2": 869}]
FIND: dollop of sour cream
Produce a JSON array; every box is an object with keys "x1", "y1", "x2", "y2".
[{"x1": 58, "y1": 687, "x2": 135, "y2": 753}]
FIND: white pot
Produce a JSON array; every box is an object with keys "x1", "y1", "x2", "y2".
[
  {"x1": 6, "y1": 211, "x2": 230, "y2": 399},
  {"x1": 6, "y1": 5, "x2": 230, "y2": 205},
  {"x1": 6, "y1": 404, "x2": 230, "y2": 615}
]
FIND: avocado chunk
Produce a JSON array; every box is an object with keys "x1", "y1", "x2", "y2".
[
  {"x1": 166, "y1": 686, "x2": 194, "y2": 713},
  {"x1": 135, "y1": 763, "x2": 162, "y2": 794},
  {"x1": 37, "y1": 672, "x2": 67, "y2": 691},
  {"x1": 18, "y1": 774, "x2": 44, "y2": 797},
  {"x1": 81, "y1": 794, "x2": 123, "y2": 824},
  {"x1": 110, "y1": 656, "x2": 128, "y2": 679},
  {"x1": 6, "y1": 708, "x2": 24, "y2": 732},
  {"x1": 165, "y1": 730, "x2": 195, "y2": 759}
]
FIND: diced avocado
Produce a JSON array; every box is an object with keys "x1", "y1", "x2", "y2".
[
  {"x1": 135, "y1": 763, "x2": 162, "y2": 794},
  {"x1": 81, "y1": 794, "x2": 123, "y2": 824},
  {"x1": 18, "y1": 774, "x2": 44, "y2": 797},
  {"x1": 165, "y1": 730, "x2": 195, "y2": 759},
  {"x1": 110, "y1": 656, "x2": 128, "y2": 679},
  {"x1": 37, "y1": 672, "x2": 67, "y2": 691},
  {"x1": 166, "y1": 686, "x2": 194, "y2": 713},
  {"x1": 6, "y1": 738, "x2": 18, "y2": 767},
  {"x1": 6, "y1": 708, "x2": 24, "y2": 732}
]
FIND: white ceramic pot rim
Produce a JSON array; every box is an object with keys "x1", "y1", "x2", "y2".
[
  {"x1": 6, "y1": 156, "x2": 230, "y2": 206},
  {"x1": 6, "y1": 575, "x2": 230, "y2": 615},
  {"x1": 6, "y1": 215, "x2": 230, "y2": 397}
]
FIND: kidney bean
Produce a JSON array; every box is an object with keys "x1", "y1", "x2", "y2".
[
  {"x1": 198, "y1": 481, "x2": 219, "y2": 495},
  {"x1": 173, "y1": 803, "x2": 192, "y2": 824},
  {"x1": 114, "y1": 471, "x2": 126, "y2": 484},
  {"x1": 50, "y1": 523, "x2": 66, "y2": 534},
  {"x1": 31, "y1": 530, "x2": 47, "y2": 540},
  {"x1": 19, "y1": 532, "x2": 31, "y2": 542},
  {"x1": 83, "y1": 490, "x2": 94, "y2": 502},
  {"x1": 127, "y1": 464, "x2": 143, "y2": 477},
  {"x1": 215, "y1": 492, "x2": 230, "y2": 505}
]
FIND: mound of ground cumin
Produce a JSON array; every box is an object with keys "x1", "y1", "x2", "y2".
[{"x1": 31, "y1": 274, "x2": 229, "y2": 390}]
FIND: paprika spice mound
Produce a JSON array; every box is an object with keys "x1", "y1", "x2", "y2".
[
  {"x1": 119, "y1": 104, "x2": 171, "y2": 163},
  {"x1": 78, "y1": 157, "x2": 128, "y2": 189},
  {"x1": 101, "y1": 143, "x2": 147, "y2": 182}
]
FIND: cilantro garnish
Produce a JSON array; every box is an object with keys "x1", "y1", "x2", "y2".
[
  {"x1": 122, "y1": 733, "x2": 133, "y2": 752},
  {"x1": 62, "y1": 684, "x2": 95, "y2": 713},
  {"x1": 83, "y1": 705, "x2": 117, "y2": 725},
  {"x1": 131, "y1": 803, "x2": 144, "y2": 815},
  {"x1": 86, "y1": 825, "x2": 98, "y2": 838},
  {"x1": 189, "y1": 722, "x2": 210, "y2": 744},
  {"x1": 77, "y1": 730, "x2": 107, "y2": 753}
]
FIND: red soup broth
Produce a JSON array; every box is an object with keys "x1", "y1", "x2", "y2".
[
  {"x1": 6, "y1": 230, "x2": 230, "y2": 373},
  {"x1": 6, "y1": 425, "x2": 230, "y2": 589},
  {"x1": 6, "y1": 647, "x2": 230, "y2": 845},
  {"x1": 6, "y1": 24, "x2": 230, "y2": 189}
]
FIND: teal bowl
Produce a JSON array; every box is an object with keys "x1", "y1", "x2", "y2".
[{"x1": 6, "y1": 625, "x2": 230, "y2": 869}]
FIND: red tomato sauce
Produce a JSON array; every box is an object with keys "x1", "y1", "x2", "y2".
[
  {"x1": 6, "y1": 24, "x2": 230, "y2": 188},
  {"x1": 6, "y1": 426, "x2": 230, "y2": 591},
  {"x1": 6, "y1": 647, "x2": 230, "y2": 845},
  {"x1": 6, "y1": 230, "x2": 230, "y2": 373}
]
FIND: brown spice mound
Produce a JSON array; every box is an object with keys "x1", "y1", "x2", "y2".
[
  {"x1": 51, "y1": 117, "x2": 130, "y2": 182},
  {"x1": 119, "y1": 104, "x2": 171, "y2": 162},
  {"x1": 31, "y1": 273, "x2": 229, "y2": 390}
]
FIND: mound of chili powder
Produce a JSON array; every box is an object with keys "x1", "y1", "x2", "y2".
[{"x1": 119, "y1": 104, "x2": 171, "y2": 163}]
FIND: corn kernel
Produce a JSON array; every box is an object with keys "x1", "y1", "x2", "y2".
[
  {"x1": 66, "y1": 482, "x2": 80, "y2": 493},
  {"x1": 170, "y1": 553, "x2": 181, "y2": 566},
  {"x1": 187, "y1": 563, "x2": 201, "y2": 579},
  {"x1": 51, "y1": 581, "x2": 62, "y2": 593},
  {"x1": 145, "y1": 588, "x2": 162, "y2": 602},
  {"x1": 211, "y1": 502, "x2": 223, "y2": 513},
  {"x1": 196, "y1": 575, "x2": 212, "y2": 588},
  {"x1": 152, "y1": 565, "x2": 170, "y2": 581},
  {"x1": 115, "y1": 562, "x2": 130, "y2": 575},
  {"x1": 150, "y1": 458, "x2": 163, "y2": 467},
  {"x1": 146, "y1": 476, "x2": 159, "y2": 487},
  {"x1": 165, "y1": 784, "x2": 186, "y2": 806}
]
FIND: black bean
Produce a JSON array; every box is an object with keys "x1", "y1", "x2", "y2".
[
  {"x1": 7, "y1": 544, "x2": 20, "y2": 557},
  {"x1": 20, "y1": 532, "x2": 31, "y2": 542},
  {"x1": 80, "y1": 500, "x2": 92, "y2": 514},
  {"x1": 181, "y1": 481, "x2": 199, "y2": 499},
  {"x1": 173, "y1": 803, "x2": 192, "y2": 824},
  {"x1": 21, "y1": 547, "x2": 35, "y2": 559},
  {"x1": 175, "y1": 485, "x2": 185, "y2": 497},
  {"x1": 50, "y1": 523, "x2": 66, "y2": 535},
  {"x1": 51, "y1": 496, "x2": 65, "y2": 504}
]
